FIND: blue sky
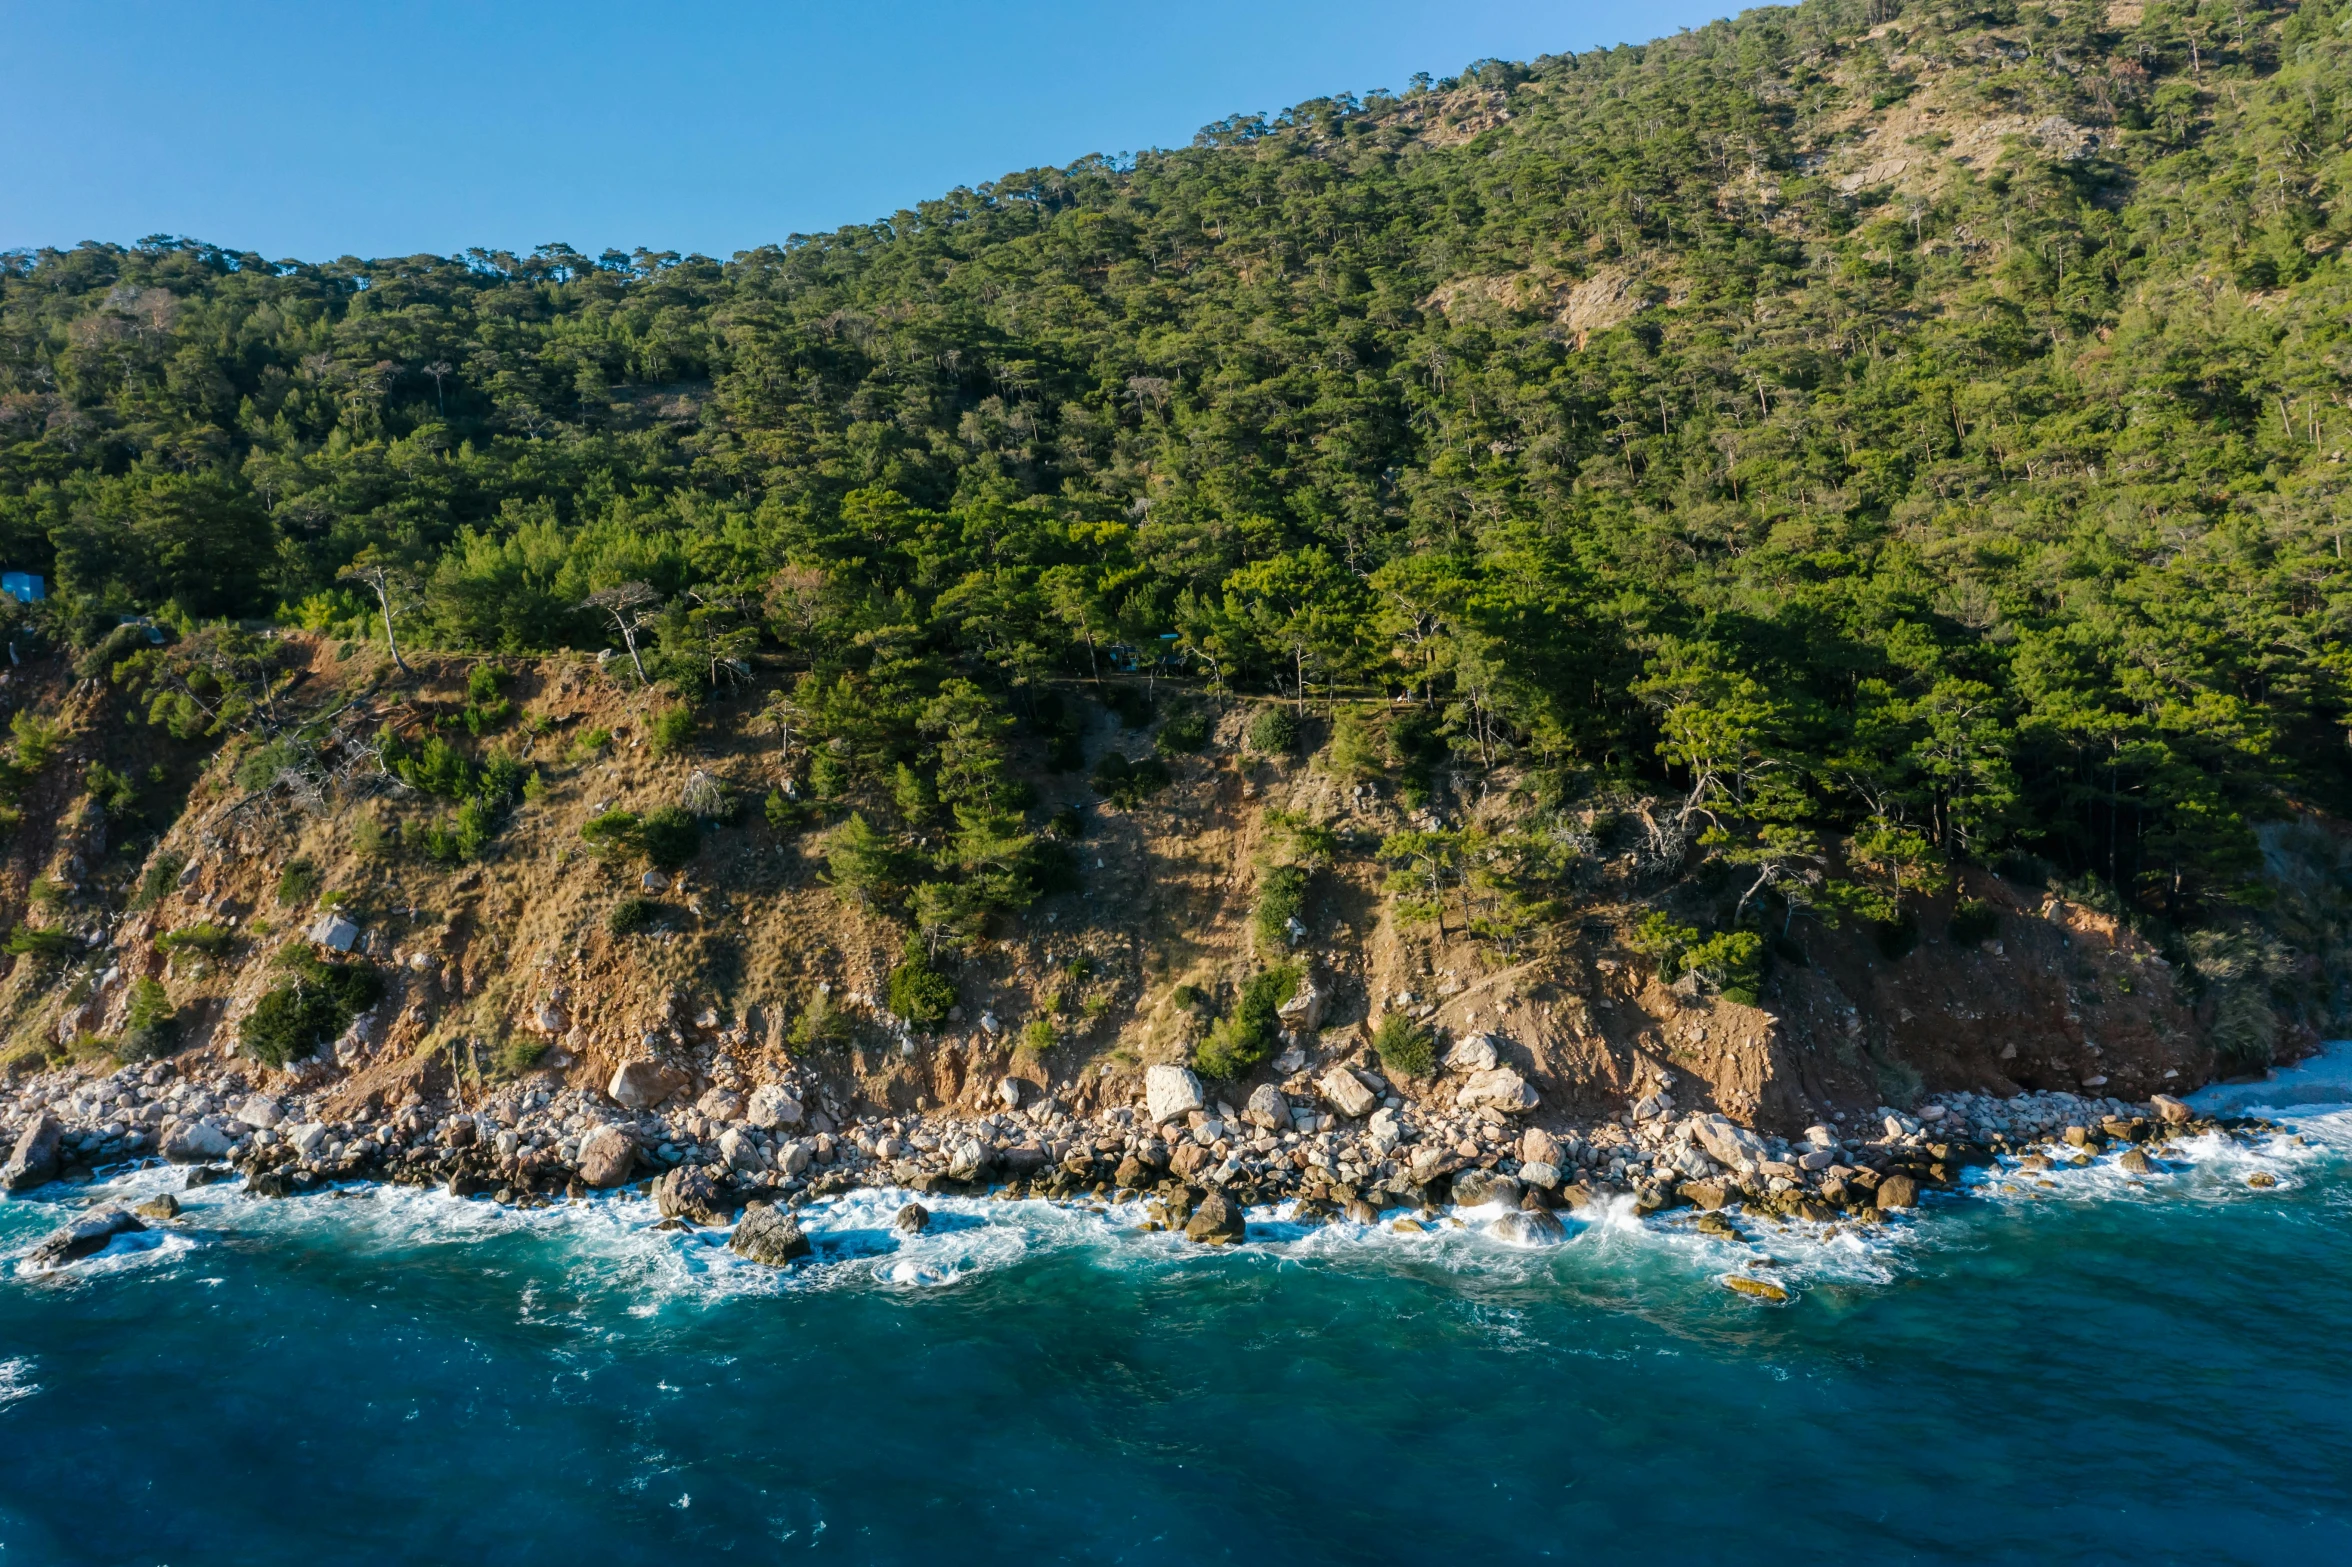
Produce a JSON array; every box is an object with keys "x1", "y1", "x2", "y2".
[{"x1": 0, "y1": 0, "x2": 1738, "y2": 261}]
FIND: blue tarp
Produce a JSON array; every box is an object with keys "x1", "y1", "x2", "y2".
[{"x1": 1, "y1": 573, "x2": 45, "y2": 604}]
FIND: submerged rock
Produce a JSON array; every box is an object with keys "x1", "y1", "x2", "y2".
[
  {"x1": 1490, "y1": 1208, "x2": 1566, "y2": 1247},
  {"x1": 894, "y1": 1202, "x2": 930, "y2": 1234},
  {"x1": 730, "y1": 1202, "x2": 811, "y2": 1266},
  {"x1": 1723, "y1": 1274, "x2": 1789, "y2": 1303},
  {"x1": 133, "y1": 1194, "x2": 181, "y2": 1222},
  {"x1": 1449, "y1": 1169, "x2": 1521, "y2": 1209},
  {"x1": 27, "y1": 1206, "x2": 143, "y2": 1269},
  {"x1": 1183, "y1": 1192, "x2": 1246, "y2": 1245}
]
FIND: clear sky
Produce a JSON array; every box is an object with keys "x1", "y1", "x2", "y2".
[{"x1": 0, "y1": 0, "x2": 1738, "y2": 262}]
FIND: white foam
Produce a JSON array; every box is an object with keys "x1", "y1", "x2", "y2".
[{"x1": 0, "y1": 1357, "x2": 35, "y2": 1409}]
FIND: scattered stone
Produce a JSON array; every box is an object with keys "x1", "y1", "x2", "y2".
[
  {"x1": 717, "y1": 1127, "x2": 765, "y2": 1173},
  {"x1": 1144, "y1": 1064, "x2": 1206, "y2": 1125},
  {"x1": 27, "y1": 1207, "x2": 143, "y2": 1268},
  {"x1": 1318, "y1": 1067, "x2": 1379, "y2": 1120},
  {"x1": 608, "y1": 1060, "x2": 683, "y2": 1110},
  {"x1": 746, "y1": 1083, "x2": 803, "y2": 1130},
  {"x1": 995, "y1": 1077, "x2": 1024, "y2": 1110},
  {"x1": 3, "y1": 1113, "x2": 63, "y2": 1192},
  {"x1": 1243, "y1": 1083, "x2": 1291, "y2": 1134},
  {"x1": 576, "y1": 1125, "x2": 637, "y2": 1188},
  {"x1": 730, "y1": 1202, "x2": 811, "y2": 1265},
  {"x1": 1444, "y1": 1034, "x2": 1499, "y2": 1074},
  {"x1": 308, "y1": 913, "x2": 361, "y2": 952},
  {"x1": 1454, "y1": 1068, "x2": 1538, "y2": 1114},
  {"x1": 286, "y1": 1122, "x2": 329, "y2": 1159},
  {"x1": 1518, "y1": 1159, "x2": 1560, "y2": 1190},
  {"x1": 1693, "y1": 1114, "x2": 1765, "y2": 1169},
  {"x1": 1183, "y1": 1192, "x2": 1246, "y2": 1245},
  {"x1": 894, "y1": 1202, "x2": 930, "y2": 1234},
  {"x1": 696, "y1": 1087, "x2": 745, "y2": 1122},
  {"x1": 1275, "y1": 972, "x2": 1326, "y2": 1034}
]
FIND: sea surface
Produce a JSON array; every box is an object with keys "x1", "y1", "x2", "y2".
[{"x1": 3, "y1": 1103, "x2": 2349, "y2": 1566}]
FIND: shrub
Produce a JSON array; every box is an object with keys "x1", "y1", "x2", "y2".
[
  {"x1": 131, "y1": 851, "x2": 185, "y2": 910},
  {"x1": 1372, "y1": 1012, "x2": 1435, "y2": 1080},
  {"x1": 1155, "y1": 706, "x2": 1211, "y2": 755},
  {"x1": 86, "y1": 761, "x2": 139, "y2": 818},
  {"x1": 491, "y1": 1035, "x2": 548, "y2": 1078},
  {"x1": 351, "y1": 813, "x2": 395, "y2": 857},
  {"x1": 275, "y1": 857, "x2": 321, "y2": 908},
  {"x1": 567, "y1": 725, "x2": 614, "y2": 763},
  {"x1": 27, "y1": 876, "x2": 66, "y2": 910},
  {"x1": 462, "y1": 664, "x2": 514, "y2": 734},
  {"x1": 764, "y1": 786, "x2": 812, "y2": 831},
  {"x1": 1948, "y1": 898, "x2": 2000, "y2": 947},
  {"x1": 1091, "y1": 751, "x2": 1170, "y2": 808},
  {"x1": 607, "y1": 896, "x2": 657, "y2": 935},
  {"x1": 580, "y1": 808, "x2": 641, "y2": 855},
  {"x1": 1628, "y1": 911, "x2": 1699, "y2": 971},
  {"x1": 1047, "y1": 805, "x2": 1084, "y2": 840},
  {"x1": 9, "y1": 712, "x2": 63, "y2": 772},
  {"x1": 235, "y1": 738, "x2": 301, "y2": 792},
  {"x1": 157, "y1": 922, "x2": 235, "y2": 957},
  {"x1": 1683, "y1": 929, "x2": 1766, "y2": 1005},
  {"x1": 648, "y1": 704, "x2": 696, "y2": 757},
  {"x1": 1245, "y1": 706, "x2": 1299, "y2": 754},
  {"x1": 120, "y1": 977, "x2": 179, "y2": 1060},
  {"x1": 887, "y1": 942, "x2": 956, "y2": 1027},
  {"x1": 3, "y1": 924, "x2": 73, "y2": 961},
  {"x1": 790, "y1": 990, "x2": 850, "y2": 1050},
  {"x1": 639, "y1": 805, "x2": 699, "y2": 870},
  {"x1": 1021, "y1": 1017, "x2": 1057, "y2": 1054},
  {"x1": 1193, "y1": 963, "x2": 1298, "y2": 1079},
  {"x1": 1253, "y1": 863, "x2": 1310, "y2": 949},
  {"x1": 241, "y1": 953, "x2": 382, "y2": 1067},
  {"x1": 1326, "y1": 710, "x2": 1386, "y2": 779}
]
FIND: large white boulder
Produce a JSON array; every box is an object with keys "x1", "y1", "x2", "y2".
[
  {"x1": 234, "y1": 1095, "x2": 284, "y2": 1129},
  {"x1": 746, "y1": 1083, "x2": 804, "y2": 1130},
  {"x1": 1144, "y1": 1064, "x2": 1205, "y2": 1125},
  {"x1": 576, "y1": 1125, "x2": 636, "y2": 1187},
  {"x1": 1692, "y1": 1113, "x2": 1766, "y2": 1169},
  {"x1": 1318, "y1": 1067, "x2": 1379, "y2": 1120},
  {"x1": 1444, "y1": 1033, "x2": 1500, "y2": 1074},
  {"x1": 1454, "y1": 1068, "x2": 1539, "y2": 1114},
  {"x1": 607, "y1": 1060, "x2": 682, "y2": 1110}
]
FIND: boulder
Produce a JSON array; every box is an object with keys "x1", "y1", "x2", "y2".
[
  {"x1": 995, "y1": 1077, "x2": 1025, "y2": 1110},
  {"x1": 696, "y1": 1087, "x2": 745, "y2": 1122},
  {"x1": 2118, "y1": 1148, "x2": 2156, "y2": 1176},
  {"x1": 1692, "y1": 1114, "x2": 1766, "y2": 1169},
  {"x1": 894, "y1": 1202, "x2": 930, "y2": 1234},
  {"x1": 1450, "y1": 1170, "x2": 1522, "y2": 1209},
  {"x1": 1677, "y1": 1179, "x2": 1732, "y2": 1211},
  {"x1": 946, "y1": 1138, "x2": 986, "y2": 1182},
  {"x1": 286, "y1": 1122, "x2": 329, "y2": 1160},
  {"x1": 1114, "y1": 1153, "x2": 1151, "y2": 1189},
  {"x1": 1144, "y1": 1064, "x2": 1206, "y2": 1125},
  {"x1": 1365, "y1": 1107, "x2": 1404, "y2": 1154},
  {"x1": 1183, "y1": 1192, "x2": 1247, "y2": 1245},
  {"x1": 654, "y1": 1165, "x2": 730, "y2": 1225},
  {"x1": 777, "y1": 1140, "x2": 814, "y2": 1177},
  {"x1": 1444, "y1": 1033, "x2": 1500, "y2": 1074},
  {"x1": 575, "y1": 1126, "x2": 637, "y2": 1188},
  {"x1": 245, "y1": 1168, "x2": 297, "y2": 1199},
  {"x1": 745, "y1": 1083, "x2": 803, "y2": 1130},
  {"x1": 1274, "y1": 972, "x2": 1326, "y2": 1034},
  {"x1": 1169, "y1": 1141, "x2": 1212, "y2": 1179},
  {"x1": 1408, "y1": 1145, "x2": 1461, "y2": 1184},
  {"x1": 1518, "y1": 1160, "x2": 1561, "y2": 1190},
  {"x1": 608, "y1": 1060, "x2": 683, "y2": 1110},
  {"x1": 1319, "y1": 1067, "x2": 1379, "y2": 1120},
  {"x1": 308, "y1": 913, "x2": 361, "y2": 953},
  {"x1": 730, "y1": 1202, "x2": 811, "y2": 1266},
  {"x1": 531, "y1": 998, "x2": 570, "y2": 1035},
  {"x1": 2151, "y1": 1094, "x2": 2193, "y2": 1125},
  {"x1": 133, "y1": 1193, "x2": 181, "y2": 1222},
  {"x1": 717, "y1": 1127, "x2": 766, "y2": 1174},
  {"x1": 1342, "y1": 1198, "x2": 1382, "y2": 1225},
  {"x1": 1454, "y1": 1068, "x2": 1539, "y2": 1114},
  {"x1": 1244, "y1": 1083, "x2": 1292, "y2": 1134},
  {"x1": 234, "y1": 1095, "x2": 284, "y2": 1130},
  {"x1": 1876, "y1": 1173, "x2": 1921, "y2": 1210},
  {"x1": 27, "y1": 1207, "x2": 144, "y2": 1268},
  {"x1": 3, "y1": 1112, "x2": 63, "y2": 1192},
  {"x1": 159, "y1": 1119, "x2": 231, "y2": 1164},
  {"x1": 1489, "y1": 1208, "x2": 1566, "y2": 1247},
  {"x1": 1519, "y1": 1127, "x2": 1563, "y2": 1167}
]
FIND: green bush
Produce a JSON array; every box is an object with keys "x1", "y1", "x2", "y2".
[
  {"x1": 580, "y1": 808, "x2": 640, "y2": 855},
  {"x1": 157, "y1": 922, "x2": 235, "y2": 957},
  {"x1": 1091, "y1": 751, "x2": 1170, "y2": 808},
  {"x1": 1372, "y1": 1012, "x2": 1435, "y2": 1080},
  {"x1": 639, "y1": 805, "x2": 699, "y2": 870},
  {"x1": 1948, "y1": 899, "x2": 2000, "y2": 947},
  {"x1": 275, "y1": 857, "x2": 321, "y2": 908},
  {"x1": 3, "y1": 924, "x2": 73, "y2": 961},
  {"x1": 1254, "y1": 863, "x2": 1310, "y2": 949},
  {"x1": 1326, "y1": 710, "x2": 1386, "y2": 779},
  {"x1": 27, "y1": 875, "x2": 66, "y2": 910},
  {"x1": 887, "y1": 942, "x2": 957, "y2": 1027},
  {"x1": 120, "y1": 977, "x2": 179, "y2": 1060},
  {"x1": 1193, "y1": 963, "x2": 1299, "y2": 1079},
  {"x1": 1156, "y1": 706, "x2": 1211, "y2": 755},
  {"x1": 462, "y1": 664, "x2": 514, "y2": 734},
  {"x1": 1022, "y1": 1017, "x2": 1057, "y2": 1053},
  {"x1": 790, "y1": 989, "x2": 851, "y2": 1050},
  {"x1": 241, "y1": 953, "x2": 382, "y2": 1067},
  {"x1": 1682, "y1": 929, "x2": 1766, "y2": 1005},
  {"x1": 131, "y1": 851, "x2": 185, "y2": 910},
  {"x1": 607, "y1": 896, "x2": 657, "y2": 935},
  {"x1": 1246, "y1": 706, "x2": 1299, "y2": 754},
  {"x1": 648, "y1": 704, "x2": 696, "y2": 757}
]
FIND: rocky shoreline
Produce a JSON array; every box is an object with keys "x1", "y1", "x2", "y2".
[{"x1": 0, "y1": 1030, "x2": 2295, "y2": 1274}]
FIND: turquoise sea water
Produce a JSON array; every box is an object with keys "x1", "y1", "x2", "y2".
[{"x1": 2, "y1": 1110, "x2": 2348, "y2": 1567}]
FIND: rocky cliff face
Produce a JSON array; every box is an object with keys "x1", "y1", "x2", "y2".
[{"x1": 0, "y1": 637, "x2": 2307, "y2": 1135}]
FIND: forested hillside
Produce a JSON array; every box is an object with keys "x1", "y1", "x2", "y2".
[{"x1": 3, "y1": 0, "x2": 2350, "y2": 970}]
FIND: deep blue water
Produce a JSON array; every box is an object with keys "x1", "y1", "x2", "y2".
[{"x1": 3, "y1": 1114, "x2": 2348, "y2": 1567}]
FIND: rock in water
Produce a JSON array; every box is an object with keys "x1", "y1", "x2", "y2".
[
  {"x1": 1454, "y1": 1068, "x2": 1539, "y2": 1114},
  {"x1": 245, "y1": 1168, "x2": 296, "y2": 1199},
  {"x1": 653, "y1": 1165, "x2": 729, "y2": 1225},
  {"x1": 1490, "y1": 1208, "x2": 1566, "y2": 1247},
  {"x1": 607, "y1": 1060, "x2": 682, "y2": 1110},
  {"x1": 3, "y1": 1112, "x2": 63, "y2": 1192},
  {"x1": 133, "y1": 1194, "x2": 181, "y2": 1222},
  {"x1": 1343, "y1": 1198, "x2": 1382, "y2": 1225},
  {"x1": 1318, "y1": 1068, "x2": 1378, "y2": 1120},
  {"x1": 1144, "y1": 1064, "x2": 1205, "y2": 1126},
  {"x1": 160, "y1": 1121, "x2": 230, "y2": 1164},
  {"x1": 1244, "y1": 1082, "x2": 1292, "y2": 1134},
  {"x1": 575, "y1": 1126, "x2": 637, "y2": 1188},
  {"x1": 1183, "y1": 1193, "x2": 1246, "y2": 1245},
  {"x1": 894, "y1": 1202, "x2": 930, "y2": 1234},
  {"x1": 2151, "y1": 1094, "x2": 2193, "y2": 1125},
  {"x1": 1876, "y1": 1173, "x2": 1921, "y2": 1210},
  {"x1": 2119, "y1": 1149, "x2": 2156, "y2": 1175},
  {"x1": 730, "y1": 1202, "x2": 811, "y2": 1266},
  {"x1": 1450, "y1": 1170, "x2": 1522, "y2": 1209},
  {"x1": 27, "y1": 1207, "x2": 144, "y2": 1268},
  {"x1": 1723, "y1": 1275, "x2": 1790, "y2": 1303}
]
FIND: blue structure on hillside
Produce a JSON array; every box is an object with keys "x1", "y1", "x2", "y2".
[{"x1": 1, "y1": 573, "x2": 45, "y2": 604}]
